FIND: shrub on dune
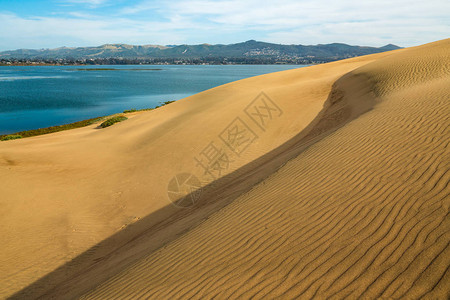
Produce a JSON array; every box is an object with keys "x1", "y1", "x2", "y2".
[
  {"x1": 1, "y1": 134, "x2": 23, "y2": 141},
  {"x1": 100, "y1": 116, "x2": 128, "y2": 128}
]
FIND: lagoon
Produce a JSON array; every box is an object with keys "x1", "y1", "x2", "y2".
[{"x1": 0, "y1": 65, "x2": 304, "y2": 134}]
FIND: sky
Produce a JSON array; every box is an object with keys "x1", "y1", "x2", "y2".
[{"x1": 0, "y1": 0, "x2": 449, "y2": 51}]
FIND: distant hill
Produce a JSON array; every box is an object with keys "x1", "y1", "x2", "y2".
[
  {"x1": 0, "y1": 40, "x2": 401, "y2": 64},
  {"x1": 0, "y1": 44, "x2": 169, "y2": 59}
]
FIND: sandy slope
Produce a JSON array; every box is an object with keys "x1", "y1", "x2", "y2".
[
  {"x1": 1, "y1": 39, "x2": 449, "y2": 299},
  {"x1": 79, "y1": 40, "x2": 449, "y2": 299},
  {"x1": 0, "y1": 45, "x2": 392, "y2": 299}
]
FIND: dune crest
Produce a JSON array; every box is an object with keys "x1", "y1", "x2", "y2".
[
  {"x1": 79, "y1": 39, "x2": 449, "y2": 299},
  {"x1": 1, "y1": 39, "x2": 449, "y2": 299}
]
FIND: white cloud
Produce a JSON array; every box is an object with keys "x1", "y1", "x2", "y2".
[
  {"x1": 120, "y1": 2, "x2": 161, "y2": 15},
  {"x1": 0, "y1": 12, "x2": 190, "y2": 50},
  {"x1": 60, "y1": 0, "x2": 109, "y2": 8},
  {"x1": 0, "y1": 0, "x2": 449, "y2": 50},
  {"x1": 168, "y1": 0, "x2": 448, "y2": 29},
  {"x1": 128, "y1": 0, "x2": 450, "y2": 46},
  {"x1": 267, "y1": 20, "x2": 450, "y2": 47}
]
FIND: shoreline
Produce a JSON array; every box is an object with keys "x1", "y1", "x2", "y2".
[{"x1": 0, "y1": 104, "x2": 173, "y2": 140}]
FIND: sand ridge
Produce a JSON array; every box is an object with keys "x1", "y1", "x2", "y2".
[
  {"x1": 1, "y1": 39, "x2": 449, "y2": 299},
  {"x1": 79, "y1": 39, "x2": 449, "y2": 299}
]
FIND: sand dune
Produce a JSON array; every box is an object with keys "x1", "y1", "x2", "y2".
[{"x1": 1, "y1": 39, "x2": 449, "y2": 299}]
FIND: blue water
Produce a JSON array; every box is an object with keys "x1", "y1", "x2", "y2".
[{"x1": 0, "y1": 65, "x2": 304, "y2": 134}]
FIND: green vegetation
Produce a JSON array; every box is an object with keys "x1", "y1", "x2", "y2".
[
  {"x1": 154, "y1": 100, "x2": 175, "y2": 109},
  {"x1": 124, "y1": 101, "x2": 174, "y2": 113},
  {"x1": 0, "y1": 117, "x2": 103, "y2": 141},
  {"x1": 100, "y1": 116, "x2": 128, "y2": 128},
  {"x1": 0, "y1": 100, "x2": 177, "y2": 141},
  {"x1": 123, "y1": 108, "x2": 154, "y2": 113},
  {"x1": 0, "y1": 134, "x2": 23, "y2": 141}
]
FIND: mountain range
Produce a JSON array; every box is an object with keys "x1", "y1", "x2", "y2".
[{"x1": 0, "y1": 40, "x2": 401, "y2": 63}]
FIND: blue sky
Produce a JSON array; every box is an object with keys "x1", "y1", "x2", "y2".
[{"x1": 0, "y1": 0, "x2": 448, "y2": 51}]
